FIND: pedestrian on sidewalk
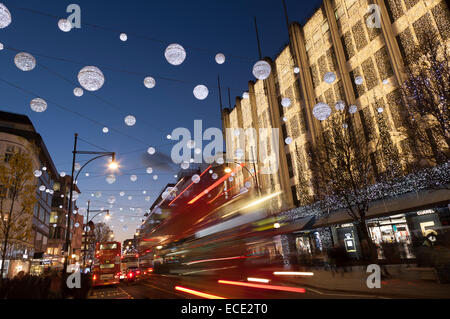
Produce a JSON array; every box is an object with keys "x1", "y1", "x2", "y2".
[
  {"x1": 47, "y1": 270, "x2": 62, "y2": 299},
  {"x1": 432, "y1": 232, "x2": 450, "y2": 284}
]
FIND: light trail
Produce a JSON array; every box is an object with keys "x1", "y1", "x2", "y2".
[
  {"x1": 184, "y1": 256, "x2": 246, "y2": 266},
  {"x1": 247, "y1": 277, "x2": 270, "y2": 283},
  {"x1": 273, "y1": 271, "x2": 314, "y2": 276},
  {"x1": 218, "y1": 280, "x2": 306, "y2": 293},
  {"x1": 175, "y1": 286, "x2": 226, "y2": 299},
  {"x1": 168, "y1": 165, "x2": 211, "y2": 206}
]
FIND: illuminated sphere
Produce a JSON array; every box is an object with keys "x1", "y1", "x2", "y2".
[
  {"x1": 215, "y1": 53, "x2": 225, "y2": 64},
  {"x1": 283, "y1": 117, "x2": 288, "y2": 122},
  {"x1": 130, "y1": 175, "x2": 137, "y2": 182},
  {"x1": 252, "y1": 60, "x2": 271, "y2": 80},
  {"x1": 244, "y1": 181, "x2": 252, "y2": 188},
  {"x1": 146, "y1": 167, "x2": 153, "y2": 174},
  {"x1": 144, "y1": 76, "x2": 155, "y2": 88},
  {"x1": 343, "y1": 123, "x2": 348, "y2": 129},
  {"x1": 0, "y1": 3, "x2": 12, "y2": 29},
  {"x1": 60, "y1": 172, "x2": 66, "y2": 177},
  {"x1": 30, "y1": 98, "x2": 47, "y2": 113},
  {"x1": 294, "y1": 67, "x2": 300, "y2": 74},
  {"x1": 324, "y1": 72, "x2": 336, "y2": 84},
  {"x1": 95, "y1": 192, "x2": 102, "y2": 198},
  {"x1": 229, "y1": 177, "x2": 234, "y2": 182},
  {"x1": 243, "y1": 92, "x2": 249, "y2": 99},
  {"x1": 74, "y1": 163, "x2": 81, "y2": 171},
  {"x1": 71, "y1": 192, "x2": 79, "y2": 201},
  {"x1": 102, "y1": 127, "x2": 109, "y2": 133},
  {"x1": 285, "y1": 137, "x2": 293, "y2": 145},
  {"x1": 335, "y1": 100, "x2": 345, "y2": 111},
  {"x1": 106, "y1": 174, "x2": 116, "y2": 184},
  {"x1": 377, "y1": 107, "x2": 384, "y2": 113},
  {"x1": 39, "y1": 185, "x2": 46, "y2": 191},
  {"x1": 124, "y1": 115, "x2": 136, "y2": 126},
  {"x1": 187, "y1": 140, "x2": 195, "y2": 149},
  {"x1": 0, "y1": 42, "x2": 3, "y2": 50},
  {"x1": 15, "y1": 52, "x2": 36, "y2": 71},
  {"x1": 193, "y1": 85, "x2": 209, "y2": 100},
  {"x1": 58, "y1": 19, "x2": 72, "y2": 32},
  {"x1": 73, "y1": 87, "x2": 84, "y2": 97},
  {"x1": 145, "y1": 196, "x2": 150, "y2": 202},
  {"x1": 216, "y1": 157, "x2": 224, "y2": 165},
  {"x1": 120, "y1": 33, "x2": 128, "y2": 41},
  {"x1": 164, "y1": 43, "x2": 186, "y2": 66},
  {"x1": 167, "y1": 135, "x2": 172, "y2": 140},
  {"x1": 181, "y1": 161, "x2": 189, "y2": 170},
  {"x1": 74, "y1": 223, "x2": 80, "y2": 228},
  {"x1": 281, "y1": 98, "x2": 291, "y2": 108},
  {"x1": 147, "y1": 147, "x2": 156, "y2": 155},
  {"x1": 349, "y1": 104, "x2": 358, "y2": 114},
  {"x1": 192, "y1": 174, "x2": 200, "y2": 184},
  {"x1": 355, "y1": 76, "x2": 364, "y2": 85},
  {"x1": 382, "y1": 79, "x2": 389, "y2": 85},
  {"x1": 153, "y1": 175, "x2": 158, "y2": 180},
  {"x1": 194, "y1": 148, "x2": 202, "y2": 155},
  {"x1": 78, "y1": 66, "x2": 105, "y2": 91},
  {"x1": 108, "y1": 196, "x2": 116, "y2": 204},
  {"x1": 119, "y1": 191, "x2": 125, "y2": 197},
  {"x1": 312, "y1": 102, "x2": 332, "y2": 121},
  {"x1": 212, "y1": 173, "x2": 218, "y2": 180}
]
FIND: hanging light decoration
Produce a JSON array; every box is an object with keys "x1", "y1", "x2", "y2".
[
  {"x1": 312, "y1": 102, "x2": 332, "y2": 121},
  {"x1": 252, "y1": 60, "x2": 271, "y2": 80},
  {"x1": 335, "y1": 100, "x2": 345, "y2": 111},
  {"x1": 120, "y1": 33, "x2": 128, "y2": 41},
  {"x1": 216, "y1": 157, "x2": 224, "y2": 165},
  {"x1": 164, "y1": 43, "x2": 186, "y2": 65},
  {"x1": 14, "y1": 52, "x2": 36, "y2": 71},
  {"x1": 283, "y1": 117, "x2": 288, "y2": 122},
  {"x1": 324, "y1": 72, "x2": 336, "y2": 84},
  {"x1": 147, "y1": 147, "x2": 156, "y2": 155},
  {"x1": 119, "y1": 191, "x2": 125, "y2": 197},
  {"x1": 0, "y1": 42, "x2": 3, "y2": 50},
  {"x1": 285, "y1": 137, "x2": 293, "y2": 145},
  {"x1": 193, "y1": 85, "x2": 209, "y2": 100},
  {"x1": 349, "y1": 104, "x2": 358, "y2": 114},
  {"x1": 74, "y1": 163, "x2": 81, "y2": 171},
  {"x1": 281, "y1": 98, "x2": 291, "y2": 108},
  {"x1": 212, "y1": 173, "x2": 218, "y2": 180},
  {"x1": 382, "y1": 79, "x2": 389, "y2": 85},
  {"x1": 102, "y1": 127, "x2": 109, "y2": 133},
  {"x1": 245, "y1": 181, "x2": 252, "y2": 188},
  {"x1": 153, "y1": 175, "x2": 158, "y2": 180},
  {"x1": 58, "y1": 19, "x2": 72, "y2": 32},
  {"x1": 39, "y1": 185, "x2": 46, "y2": 192},
  {"x1": 167, "y1": 134, "x2": 172, "y2": 140},
  {"x1": 0, "y1": 3, "x2": 11, "y2": 28},
  {"x1": 95, "y1": 191, "x2": 102, "y2": 198},
  {"x1": 194, "y1": 148, "x2": 202, "y2": 155},
  {"x1": 181, "y1": 161, "x2": 189, "y2": 170},
  {"x1": 145, "y1": 196, "x2": 150, "y2": 202},
  {"x1": 108, "y1": 196, "x2": 116, "y2": 204},
  {"x1": 242, "y1": 92, "x2": 249, "y2": 99},
  {"x1": 191, "y1": 174, "x2": 200, "y2": 183},
  {"x1": 215, "y1": 53, "x2": 225, "y2": 64},
  {"x1": 73, "y1": 87, "x2": 84, "y2": 97},
  {"x1": 187, "y1": 140, "x2": 195, "y2": 149},
  {"x1": 78, "y1": 66, "x2": 105, "y2": 91},
  {"x1": 106, "y1": 174, "x2": 116, "y2": 184},
  {"x1": 377, "y1": 107, "x2": 384, "y2": 113},
  {"x1": 294, "y1": 67, "x2": 300, "y2": 74},
  {"x1": 30, "y1": 98, "x2": 47, "y2": 113},
  {"x1": 124, "y1": 115, "x2": 136, "y2": 126},
  {"x1": 144, "y1": 76, "x2": 156, "y2": 89},
  {"x1": 60, "y1": 172, "x2": 66, "y2": 177},
  {"x1": 354, "y1": 76, "x2": 364, "y2": 85},
  {"x1": 343, "y1": 123, "x2": 348, "y2": 129},
  {"x1": 146, "y1": 167, "x2": 153, "y2": 174},
  {"x1": 130, "y1": 175, "x2": 137, "y2": 182},
  {"x1": 235, "y1": 149, "x2": 244, "y2": 159},
  {"x1": 229, "y1": 177, "x2": 234, "y2": 182}
]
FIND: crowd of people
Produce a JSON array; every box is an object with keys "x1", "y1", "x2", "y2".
[{"x1": 0, "y1": 269, "x2": 92, "y2": 299}]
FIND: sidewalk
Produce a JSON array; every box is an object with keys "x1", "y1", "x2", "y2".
[{"x1": 261, "y1": 265, "x2": 450, "y2": 298}]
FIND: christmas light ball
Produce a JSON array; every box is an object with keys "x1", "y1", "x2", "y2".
[
  {"x1": 106, "y1": 174, "x2": 116, "y2": 184},
  {"x1": 382, "y1": 79, "x2": 389, "y2": 85},
  {"x1": 212, "y1": 173, "x2": 218, "y2": 180},
  {"x1": 294, "y1": 67, "x2": 300, "y2": 74},
  {"x1": 335, "y1": 100, "x2": 345, "y2": 111},
  {"x1": 74, "y1": 223, "x2": 80, "y2": 228},
  {"x1": 167, "y1": 134, "x2": 172, "y2": 140},
  {"x1": 125, "y1": 115, "x2": 136, "y2": 126},
  {"x1": 153, "y1": 175, "x2": 158, "y2": 180},
  {"x1": 215, "y1": 53, "x2": 225, "y2": 64},
  {"x1": 377, "y1": 107, "x2": 384, "y2": 113},
  {"x1": 108, "y1": 196, "x2": 116, "y2": 204},
  {"x1": 145, "y1": 196, "x2": 150, "y2": 202},
  {"x1": 102, "y1": 127, "x2": 109, "y2": 133},
  {"x1": 39, "y1": 185, "x2": 46, "y2": 191},
  {"x1": 0, "y1": 3, "x2": 12, "y2": 29},
  {"x1": 194, "y1": 148, "x2": 202, "y2": 155},
  {"x1": 30, "y1": 98, "x2": 47, "y2": 112},
  {"x1": 15, "y1": 52, "x2": 36, "y2": 71},
  {"x1": 252, "y1": 60, "x2": 271, "y2": 80},
  {"x1": 193, "y1": 85, "x2": 209, "y2": 100},
  {"x1": 119, "y1": 191, "x2": 125, "y2": 197},
  {"x1": 60, "y1": 172, "x2": 66, "y2": 177},
  {"x1": 281, "y1": 97, "x2": 291, "y2": 107},
  {"x1": 245, "y1": 181, "x2": 252, "y2": 188},
  {"x1": 181, "y1": 161, "x2": 189, "y2": 170},
  {"x1": 243, "y1": 92, "x2": 249, "y2": 99},
  {"x1": 283, "y1": 117, "x2": 288, "y2": 122},
  {"x1": 130, "y1": 175, "x2": 137, "y2": 182},
  {"x1": 191, "y1": 174, "x2": 200, "y2": 183},
  {"x1": 349, "y1": 104, "x2": 358, "y2": 114},
  {"x1": 229, "y1": 177, "x2": 234, "y2": 182},
  {"x1": 0, "y1": 42, "x2": 3, "y2": 50},
  {"x1": 147, "y1": 147, "x2": 155, "y2": 155},
  {"x1": 164, "y1": 43, "x2": 186, "y2": 66},
  {"x1": 235, "y1": 149, "x2": 244, "y2": 158},
  {"x1": 73, "y1": 87, "x2": 84, "y2": 97},
  {"x1": 144, "y1": 76, "x2": 155, "y2": 88},
  {"x1": 312, "y1": 102, "x2": 332, "y2": 121},
  {"x1": 74, "y1": 163, "x2": 81, "y2": 171},
  {"x1": 324, "y1": 72, "x2": 336, "y2": 84},
  {"x1": 78, "y1": 66, "x2": 105, "y2": 91},
  {"x1": 216, "y1": 157, "x2": 224, "y2": 165},
  {"x1": 343, "y1": 123, "x2": 348, "y2": 129},
  {"x1": 285, "y1": 137, "x2": 293, "y2": 145},
  {"x1": 355, "y1": 76, "x2": 364, "y2": 85},
  {"x1": 146, "y1": 167, "x2": 153, "y2": 174},
  {"x1": 58, "y1": 19, "x2": 72, "y2": 32},
  {"x1": 95, "y1": 192, "x2": 102, "y2": 198},
  {"x1": 120, "y1": 33, "x2": 128, "y2": 41}
]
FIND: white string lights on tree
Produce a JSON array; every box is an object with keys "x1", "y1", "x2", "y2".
[
  {"x1": 78, "y1": 66, "x2": 105, "y2": 91},
  {"x1": 212, "y1": 173, "x2": 218, "y2": 180},
  {"x1": 181, "y1": 161, "x2": 189, "y2": 170},
  {"x1": 108, "y1": 196, "x2": 116, "y2": 204},
  {"x1": 165, "y1": 43, "x2": 186, "y2": 66},
  {"x1": 119, "y1": 191, "x2": 125, "y2": 197},
  {"x1": 74, "y1": 163, "x2": 81, "y2": 171},
  {"x1": 324, "y1": 72, "x2": 336, "y2": 84},
  {"x1": 193, "y1": 85, "x2": 209, "y2": 100},
  {"x1": 252, "y1": 60, "x2": 271, "y2": 80},
  {"x1": 0, "y1": 42, "x2": 3, "y2": 51},
  {"x1": 153, "y1": 175, "x2": 158, "y2": 180},
  {"x1": 312, "y1": 102, "x2": 332, "y2": 121},
  {"x1": 30, "y1": 98, "x2": 47, "y2": 112},
  {"x1": 58, "y1": 19, "x2": 72, "y2": 32},
  {"x1": 215, "y1": 53, "x2": 225, "y2": 64},
  {"x1": 0, "y1": 3, "x2": 12, "y2": 29},
  {"x1": 73, "y1": 87, "x2": 84, "y2": 97},
  {"x1": 14, "y1": 52, "x2": 36, "y2": 71},
  {"x1": 124, "y1": 115, "x2": 136, "y2": 126}
]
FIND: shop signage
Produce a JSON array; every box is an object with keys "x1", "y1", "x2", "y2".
[
  {"x1": 417, "y1": 210, "x2": 434, "y2": 216},
  {"x1": 340, "y1": 223, "x2": 353, "y2": 228}
]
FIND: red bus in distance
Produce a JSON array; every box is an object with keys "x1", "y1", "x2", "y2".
[{"x1": 92, "y1": 241, "x2": 121, "y2": 287}]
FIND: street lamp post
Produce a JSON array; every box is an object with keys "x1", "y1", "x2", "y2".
[
  {"x1": 64, "y1": 133, "x2": 117, "y2": 273},
  {"x1": 82, "y1": 200, "x2": 110, "y2": 271}
]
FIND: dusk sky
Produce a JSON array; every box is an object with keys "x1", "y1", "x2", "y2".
[{"x1": 0, "y1": 0, "x2": 322, "y2": 243}]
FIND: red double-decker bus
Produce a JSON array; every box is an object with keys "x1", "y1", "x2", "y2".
[{"x1": 92, "y1": 241, "x2": 121, "y2": 287}]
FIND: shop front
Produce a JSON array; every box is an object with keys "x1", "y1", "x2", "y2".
[{"x1": 331, "y1": 223, "x2": 361, "y2": 260}]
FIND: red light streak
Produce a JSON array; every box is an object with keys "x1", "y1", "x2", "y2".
[
  {"x1": 175, "y1": 286, "x2": 226, "y2": 299},
  {"x1": 188, "y1": 164, "x2": 244, "y2": 205},
  {"x1": 169, "y1": 165, "x2": 212, "y2": 206},
  {"x1": 218, "y1": 280, "x2": 306, "y2": 293}
]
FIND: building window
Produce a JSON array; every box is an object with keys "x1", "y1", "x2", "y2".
[
  {"x1": 50, "y1": 212, "x2": 58, "y2": 223},
  {"x1": 286, "y1": 153, "x2": 294, "y2": 179},
  {"x1": 4, "y1": 145, "x2": 15, "y2": 162},
  {"x1": 384, "y1": 0, "x2": 404, "y2": 24},
  {"x1": 291, "y1": 185, "x2": 300, "y2": 207}
]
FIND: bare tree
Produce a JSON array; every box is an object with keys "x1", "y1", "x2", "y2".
[
  {"x1": 93, "y1": 222, "x2": 112, "y2": 243},
  {"x1": 0, "y1": 152, "x2": 36, "y2": 283},
  {"x1": 399, "y1": 32, "x2": 449, "y2": 165}
]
